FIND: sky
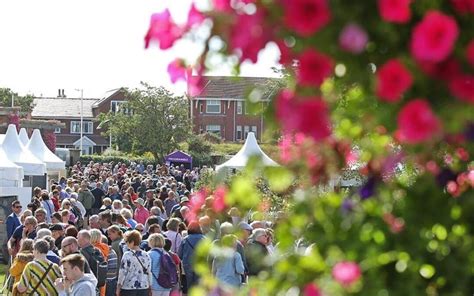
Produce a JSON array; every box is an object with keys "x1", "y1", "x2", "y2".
[{"x1": 0, "y1": 0, "x2": 280, "y2": 99}]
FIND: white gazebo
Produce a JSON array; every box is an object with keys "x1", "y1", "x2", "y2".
[
  {"x1": 216, "y1": 132, "x2": 278, "y2": 172},
  {"x1": 0, "y1": 145, "x2": 24, "y2": 187},
  {"x1": 27, "y1": 129, "x2": 66, "y2": 173},
  {"x1": 19, "y1": 128, "x2": 29, "y2": 146}
]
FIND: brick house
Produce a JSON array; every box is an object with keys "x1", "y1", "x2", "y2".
[
  {"x1": 31, "y1": 89, "x2": 127, "y2": 154},
  {"x1": 189, "y1": 76, "x2": 278, "y2": 142}
]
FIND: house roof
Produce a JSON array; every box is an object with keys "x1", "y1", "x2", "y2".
[
  {"x1": 92, "y1": 88, "x2": 126, "y2": 108},
  {"x1": 192, "y1": 76, "x2": 279, "y2": 100},
  {"x1": 31, "y1": 97, "x2": 98, "y2": 118}
]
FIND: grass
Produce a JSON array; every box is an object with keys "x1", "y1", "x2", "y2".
[{"x1": 0, "y1": 263, "x2": 6, "y2": 288}]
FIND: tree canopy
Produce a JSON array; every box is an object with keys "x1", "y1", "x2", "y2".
[{"x1": 0, "y1": 87, "x2": 35, "y2": 114}]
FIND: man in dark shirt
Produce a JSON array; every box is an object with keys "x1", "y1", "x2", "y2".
[
  {"x1": 61, "y1": 236, "x2": 91, "y2": 273},
  {"x1": 6, "y1": 200, "x2": 22, "y2": 240},
  {"x1": 245, "y1": 228, "x2": 270, "y2": 276},
  {"x1": 91, "y1": 181, "x2": 106, "y2": 215},
  {"x1": 8, "y1": 216, "x2": 37, "y2": 257}
]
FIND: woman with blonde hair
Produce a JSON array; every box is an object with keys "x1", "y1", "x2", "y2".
[
  {"x1": 90, "y1": 228, "x2": 109, "y2": 296},
  {"x1": 9, "y1": 239, "x2": 35, "y2": 286},
  {"x1": 20, "y1": 210, "x2": 32, "y2": 224}
]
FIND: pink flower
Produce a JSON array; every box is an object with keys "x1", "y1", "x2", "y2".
[
  {"x1": 213, "y1": 0, "x2": 232, "y2": 12},
  {"x1": 449, "y1": 74, "x2": 474, "y2": 104},
  {"x1": 339, "y1": 23, "x2": 368, "y2": 54},
  {"x1": 378, "y1": 0, "x2": 411, "y2": 23},
  {"x1": 450, "y1": 0, "x2": 474, "y2": 14},
  {"x1": 282, "y1": 0, "x2": 331, "y2": 37},
  {"x1": 332, "y1": 261, "x2": 362, "y2": 286},
  {"x1": 145, "y1": 10, "x2": 184, "y2": 50},
  {"x1": 230, "y1": 10, "x2": 271, "y2": 63},
  {"x1": 275, "y1": 39, "x2": 293, "y2": 65},
  {"x1": 303, "y1": 283, "x2": 321, "y2": 296},
  {"x1": 466, "y1": 40, "x2": 474, "y2": 67},
  {"x1": 376, "y1": 59, "x2": 413, "y2": 103},
  {"x1": 297, "y1": 49, "x2": 334, "y2": 87},
  {"x1": 186, "y1": 66, "x2": 205, "y2": 96},
  {"x1": 417, "y1": 57, "x2": 461, "y2": 81},
  {"x1": 397, "y1": 99, "x2": 441, "y2": 144},
  {"x1": 410, "y1": 11, "x2": 459, "y2": 63},
  {"x1": 276, "y1": 90, "x2": 332, "y2": 142},
  {"x1": 212, "y1": 186, "x2": 228, "y2": 212},
  {"x1": 186, "y1": 3, "x2": 205, "y2": 28},
  {"x1": 167, "y1": 59, "x2": 187, "y2": 83}
]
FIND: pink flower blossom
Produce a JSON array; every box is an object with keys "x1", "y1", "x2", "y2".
[
  {"x1": 145, "y1": 10, "x2": 184, "y2": 50},
  {"x1": 332, "y1": 261, "x2": 362, "y2": 286},
  {"x1": 212, "y1": 186, "x2": 228, "y2": 212},
  {"x1": 297, "y1": 48, "x2": 334, "y2": 87},
  {"x1": 376, "y1": 59, "x2": 413, "y2": 103},
  {"x1": 417, "y1": 57, "x2": 461, "y2": 81},
  {"x1": 450, "y1": 0, "x2": 474, "y2": 14},
  {"x1": 186, "y1": 66, "x2": 205, "y2": 96},
  {"x1": 276, "y1": 90, "x2": 332, "y2": 142},
  {"x1": 449, "y1": 74, "x2": 474, "y2": 104},
  {"x1": 466, "y1": 39, "x2": 474, "y2": 67},
  {"x1": 275, "y1": 39, "x2": 293, "y2": 65},
  {"x1": 167, "y1": 59, "x2": 187, "y2": 83},
  {"x1": 282, "y1": 0, "x2": 331, "y2": 37},
  {"x1": 186, "y1": 3, "x2": 205, "y2": 28},
  {"x1": 303, "y1": 283, "x2": 321, "y2": 296},
  {"x1": 378, "y1": 0, "x2": 411, "y2": 23},
  {"x1": 410, "y1": 11, "x2": 459, "y2": 63},
  {"x1": 213, "y1": 0, "x2": 232, "y2": 12},
  {"x1": 339, "y1": 23, "x2": 368, "y2": 54},
  {"x1": 397, "y1": 99, "x2": 441, "y2": 144},
  {"x1": 230, "y1": 10, "x2": 271, "y2": 63}
]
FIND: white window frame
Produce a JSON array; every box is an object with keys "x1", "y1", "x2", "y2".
[
  {"x1": 237, "y1": 101, "x2": 243, "y2": 114},
  {"x1": 206, "y1": 100, "x2": 221, "y2": 114},
  {"x1": 206, "y1": 125, "x2": 221, "y2": 136},
  {"x1": 236, "y1": 126, "x2": 242, "y2": 140},
  {"x1": 111, "y1": 100, "x2": 132, "y2": 115},
  {"x1": 54, "y1": 127, "x2": 61, "y2": 134},
  {"x1": 70, "y1": 121, "x2": 93, "y2": 134}
]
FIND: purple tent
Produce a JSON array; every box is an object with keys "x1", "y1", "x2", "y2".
[{"x1": 164, "y1": 150, "x2": 193, "y2": 168}]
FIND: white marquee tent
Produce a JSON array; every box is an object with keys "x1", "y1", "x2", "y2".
[
  {"x1": 27, "y1": 129, "x2": 66, "y2": 172},
  {"x1": 19, "y1": 128, "x2": 29, "y2": 146},
  {"x1": 2, "y1": 125, "x2": 46, "y2": 176},
  {"x1": 216, "y1": 132, "x2": 278, "y2": 172},
  {"x1": 0, "y1": 145, "x2": 24, "y2": 187}
]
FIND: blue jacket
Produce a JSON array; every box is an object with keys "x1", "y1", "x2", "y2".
[
  {"x1": 148, "y1": 248, "x2": 171, "y2": 291},
  {"x1": 178, "y1": 234, "x2": 205, "y2": 272},
  {"x1": 6, "y1": 213, "x2": 20, "y2": 240}
]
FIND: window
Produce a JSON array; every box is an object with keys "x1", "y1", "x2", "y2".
[
  {"x1": 70, "y1": 121, "x2": 93, "y2": 134},
  {"x1": 244, "y1": 126, "x2": 249, "y2": 139},
  {"x1": 244, "y1": 102, "x2": 250, "y2": 115},
  {"x1": 251, "y1": 126, "x2": 257, "y2": 134},
  {"x1": 237, "y1": 101, "x2": 243, "y2": 114},
  {"x1": 54, "y1": 127, "x2": 61, "y2": 134},
  {"x1": 206, "y1": 125, "x2": 221, "y2": 136},
  {"x1": 199, "y1": 103, "x2": 204, "y2": 114},
  {"x1": 236, "y1": 126, "x2": 242, "y2": 140},
  {"x1": 111, "y1": 101, "x2": 131, "y2": 115},
  {"x1": 206, "y1": 100, "x2": 221, "y2": 113}
]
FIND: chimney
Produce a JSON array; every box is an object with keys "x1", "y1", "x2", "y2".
[
  {"x1": 57, "y1": 89, "x2": 61, "y2": 97},
  {"x1": 61, "y1": 89, "x2": 66, "y2": 97}
]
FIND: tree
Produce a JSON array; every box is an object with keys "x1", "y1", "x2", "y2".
[
  {"x1": 0, "y1": 88, "x2": 35, "y2": 114},
  {"x1": 187, "y1": 134, "x2": 213, "y2": 167},
  {"x1": 100, "y1": 83, "x2": 192, "y2": 161}
]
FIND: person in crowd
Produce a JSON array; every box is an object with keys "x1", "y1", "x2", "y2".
[
  {"x1": 121, "y1": 208, "x2": 137, "y2": 229},
  {"x1": 34, "y1": 207, "x2": 47, "y2": 224},
  {"x1": 148, "y1": 233, "x2": 172, "y2": 296},
  {"x1": 245, "y1": 228, "x2": 270, "y2": 276},
  {"x1": 89, "y1": 215, "x2": 101, "y2": 229},
  {"x1": 9, "y1": 239, "x2": 34, "y2": 286},
  {"x1": 8, "y1": 216, "x2": 37, "y2": 257},
  {"x1": 15, "y1": 239, "x2": 62, "y2": 295},
  {"x1": 133, "y1": 198, "x2": 150, "y2": 225},
  {"x1": 36, "y1": 228, "x2": 52, "y2": 240},
  {"x1": 6, "y1": 200, "x2": 22, "y2": 241},
  {"x1": 140, "y1": 224, "x2": 162, "y2": 251},
  {"x1": 91, "y1": 229, "x2": 108, "y2": 296},
  {"x1": 78, "y1": 230, "x2": 106, "y2": 289},
  {"x1": 20, "y1": 209, "x2": 32, "y2": 225},
  {"x1": 51, "y1": 189, "x2": 62, "y2": 211},
  {"x1": 178, "y1": 221, "x2": 205, "y2": 292},
  {"x1": 56, "y1": 253, "x2": 97, "y2": 295},
  {"x1": 212, "y1": 234, "x2": 245, "y2": 288},
  {"x1": 103, "y1": 235, "x2": 119, "y2": 296},
  {"x1": 112, "y1": 200, "x2": 123, "y2": 214},
  {"x1": 149, "y1": 207, "x2": 165, "y2": 227},
  {"x1": 100, "y1": 198, "x2": 113, "y2": 212},
  {"x1": 164, "y1": 192, "x2": 177, "y2": 218},
  {"x1": 51, "y1": 212, "x2": 63, "y2": 225},
  {"x1": 50, "y1": 224, "x2": 65, "y2": 249},
  {"x1": 78, "y1": 181, "x2": 95, "y2": 218},
  {"x1": 117, "y1": 230, "x2": 151, "y2": 296},
  {"x1": 65, "y1": 225, "x2": 79, "y2": 238},
  {"x1": 107, "y1": 225, "x2": 124, "y2": 265},
  {"x1": 44, "y1": 235, "x2": 61, "y2": 264},
  {"x1": 164, "y1": 218, "x2": 182, "y2": 254},
  {"x1": 91, "y1": 181, "x2": 106, "y2": 215}
]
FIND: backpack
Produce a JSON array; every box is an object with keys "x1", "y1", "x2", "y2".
[
  {"x1": 83, "y1": 247, "x2": 108, "y2": 288},
  {"x1": 71, "y1": 205, "x2": 84, "y2": 229},
  {"x1": 152, "y1": 249, "x2": 178, "y2": 289}
]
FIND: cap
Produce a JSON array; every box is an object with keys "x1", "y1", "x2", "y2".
[
  {"x1": 239, "y1": 222, "x2": 253, "y2": 232},
  {"x1": 180, "y1": 196, "x2": 190, "y2": 203},
  {"x1": 50, "y1": 224, "x2": 63, "y2": 231},
  {"x1": 146, "y1": 188, "x2": 155, "y2": 193},
  {"x1": 135, "y1": 198, "x2": 145, "y2": 206}
]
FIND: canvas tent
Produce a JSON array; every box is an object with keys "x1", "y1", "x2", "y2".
[
  {"x1": 27, "y1": 129, "x2": 65, "y2": 172},
  {"x1": 165, "y1": 150, "x2": 193, "y2": 168},
  {"x1": 0, "y1": 145, "x2": 24, "y2": 187},
  {"x1": 216, "y1": 132, "x2": 278, "y2": 172},
  {"x1": 1, "y1": 124, "x2": 46, "y2": 176},
  {"x1": 19, "y1": 128, "x2": 29, "y2": 146}
]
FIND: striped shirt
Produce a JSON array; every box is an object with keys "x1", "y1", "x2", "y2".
[
  {"x1": 20, "y1": 259, "x2": 61, "y2": 296},
  {"x1": 107, "y1": 247, "x2": 118, "y2": 280}
]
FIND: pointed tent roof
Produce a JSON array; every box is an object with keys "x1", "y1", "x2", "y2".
[
  {"x1": 0, "y1": 145, "x2": 24, "y2": 186},
  {"x1": 19, "y1": 128, "x2": 29, "y2": 146},
  {"x1": 2, "y1": 124, "x2": 46, "y2": 176},
  {"x1": 216, "y1": 132, "x2": 278, "y2": 172},
  {"x1": 27, "y1": 129, "x2": 65, "y2": 171}
]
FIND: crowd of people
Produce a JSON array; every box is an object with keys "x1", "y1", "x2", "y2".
[{"x1": 3, "y1": 161, "x2": 278, "y2": 296}]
